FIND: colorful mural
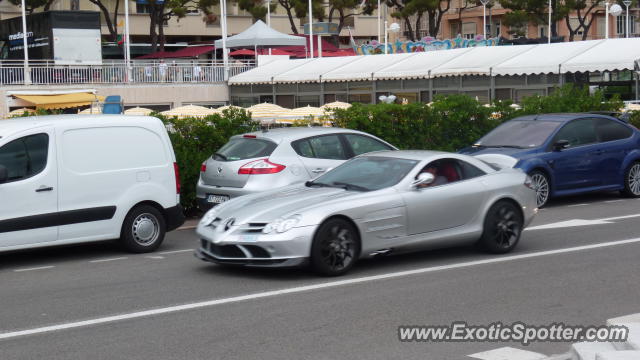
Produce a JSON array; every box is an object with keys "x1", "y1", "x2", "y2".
[{"x1": 354, "y1": 35, "x2": 500, "y2": 55}]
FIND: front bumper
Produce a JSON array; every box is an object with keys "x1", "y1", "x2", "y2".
[{"x1": 195, "y1": 225, "x2": 314, "y2": 268}]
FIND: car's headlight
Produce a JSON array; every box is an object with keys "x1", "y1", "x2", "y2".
[
  {"x1": 263, "y1": 215, "x2": 302, "y2": 234},
  {"x1": 200, "y1": 209, "x2": 219, "y2": 227}
]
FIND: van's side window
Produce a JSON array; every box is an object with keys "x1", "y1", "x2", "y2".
[{"x1": 0, "y1": 133, "x2": 49, "y2": 183}]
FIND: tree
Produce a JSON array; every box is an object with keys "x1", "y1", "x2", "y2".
[
  {"x1": 559, "y1": 0, "x2": 604, "y2": 41},
  {"x1": 87, "y1": 0, "x2": 121, "y2": 42},
  {"x1": 385, "y1": 0, "x2": 452, "y2": 40},
  {"x1": 8, "y1": 0, "x2": 56, "y2": 13},
  {"x1": 237, "y1": 0, "x2": 276, "y2": 22},
  {"x1": 147, "y1": 0, "x2": 217, "y2": 52},
  {"x1": 500, "y1": 0, "x2": 563, "y2": 38},
  {"x1": 326, "y1": 0, "x2": 376, "y2": 43}
]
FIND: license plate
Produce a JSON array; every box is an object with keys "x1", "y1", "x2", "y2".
[
  {"x1": 207, "y1": 194, "x2": 230, "y2": 204},
  {"x1": 240, "y1": 234, "x2": 259, "y2": 242}
]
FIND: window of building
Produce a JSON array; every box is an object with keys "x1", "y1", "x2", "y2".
[
  {"x1": 617, "y1": 14, "x2": 637, "y2": 35},
  {"x1": 136, "y1": 3, "x2": 151, "y2": 13},
  {"x1": 296, "y1": 95, "x2": 320, "y2": 107},
  {"x1": 569, "y1": 17, "x2": 584, "y2": 36},
  {"x1": 493, "y1": 21, "x2": 501, "y2": 37},
  {"x1": 462, "y1": 22, "x2": 476, "y2": 39},
  {"x1": 450, "y1": 22, "x2": 460, "y2": 37}
]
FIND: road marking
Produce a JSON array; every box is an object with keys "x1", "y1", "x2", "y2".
[
  {"x1": 2, "y1": 237, "x2": 640, "y2": 341},
  {"x1": 526, "y1": 219, "x2": 612, "y2": 231},
  {"x1": 145, "y1": 256, "x2": 165, "y2": 259},
  {"x1": 157, "y1": 249, "x2": 193, "y2": 255},
  {"x1": 526, "y1": 213, "x2": 640, "y2": 231},
  {"x1": 468, "y1": 346, "x2": 547, "y2": 360},
  {"x1": 88, "y1": 257, "x2": 128, "y2": 263},
  {"x1": 605, "y1": 199, "x2": 625, "y2": 203},
  {"x1": 567, "y1": 203, "x2": 589, "y2": 207},
  {"x1": 13, "y1": 266, "x2": 54, "y2": 273}
]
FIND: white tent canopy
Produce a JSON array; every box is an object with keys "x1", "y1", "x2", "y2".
[
  {"x1": 214, "y1": 20, "x2": 306, "y2": 48},
  {"x1": 230, "y1": 38, "x2": 640, "y2": 85}
]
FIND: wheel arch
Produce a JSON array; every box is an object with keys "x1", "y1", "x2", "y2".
[
  {"x1": 488, "y1": 197, "x2": 524, "y2": 223},
  {"x1": 313, "y1": 214, "x2": 363, "y2": 257},
  {"x1": 125, "y1": 200, "x2": 168, "y2": 227}
]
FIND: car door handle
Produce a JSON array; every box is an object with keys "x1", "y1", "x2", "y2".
[
  {"x1": 311, "y1": 168, "x2": 325, "y2": 174},
  {"x1": 35, "y1": 186, "x2": 53, "y2": 192}
]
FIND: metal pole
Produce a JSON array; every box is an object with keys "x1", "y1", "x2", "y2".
[
  {"x1": 221, "y1": 0, "x2": 229, "y2": 80},
  {"x1": 318, "y1": 35, "x2": 323, "y2": 57},
  {"x1": 548, "y1": 0, "x2": 552, "y2": 43},
  {"x1": 308, "y1": 0, "x2": 314, "y2": 58},
  {"x1": 20, "y1": 0, "x2": 31, "y2": 85},
  {"x1": 267, "y1": 0, "x2": 271, "y2": 27},
  {"x1": 377, "y1": 0, "x2": 381, "y2": 43},
  {"x1": 606, "y1": 2, "x2": 610, "y2": 39},
  {"x1": 626, "y1": 3, "x2": 630, "y2": 38},
  {"x1": 124, "y1": 0, "x2": 131, "y2": 82},
  {"x1": 483, "y1": 3, "x2": 486, "y2": 40},
  {"x1": 384, "y1": 20, "x2": 388, "y2": 54}
]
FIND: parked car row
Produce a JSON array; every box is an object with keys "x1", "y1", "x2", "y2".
[{"x1": 1, "y1": 112, "x2": 639, "y2": 276}]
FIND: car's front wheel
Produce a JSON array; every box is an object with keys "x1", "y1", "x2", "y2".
[
  {"x1": 477, "y1": 201, "x2": 523, "y2": 254},
  {"x1": 310, "y1": 218, "x2": 360, "y2": 276},
  {"x1": 529, "y1": 170, "x2": 550, "y2": 207},
  {"x1": 621, "y1": 161, "x2": 640, "y2": 198},
  {"x1": 120, "y1": 205, "x2": 166, "y2": 253}
]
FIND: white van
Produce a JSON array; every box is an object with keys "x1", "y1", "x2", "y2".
[{"x1": 0, "y1": 115, "x2": 184, "y2": 253}]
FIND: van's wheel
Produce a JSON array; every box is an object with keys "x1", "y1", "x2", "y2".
[
  {"x1": 621, "y1": 161, "x2": 640, "y2": 198},
  {"x1": 120, "y1": 205, "x2": 166, "y2": 253},
  {"x1": 310, "y1": 218, "x2": 360, "y2": 276},
  {"x1": 477, "y1": 201, "x2": 523, "y2": 254}
]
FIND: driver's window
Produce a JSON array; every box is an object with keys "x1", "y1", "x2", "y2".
[
  {"x1": 0, "y1": 133, "x2": 49, "y2": 183},
  {"x1": 416, "y1": 159, "x2": 462, "y2": 188},
  {"x1": 552, "y1": 118, "x2": 597, "y2": 148}
]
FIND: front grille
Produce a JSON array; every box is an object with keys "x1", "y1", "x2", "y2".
[
  {"x1": 240, "y1": 222, "x2": 268, "y2": 233},
  {"x1": 243, "y1": 245, "x2": 270, "y2": 258},
  {"x1": 210, "y1": 244, "x2": 245, "y2": 258}
]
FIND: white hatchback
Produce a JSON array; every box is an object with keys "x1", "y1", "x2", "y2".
[{"x1": 0, "y1": 115, "x2": 184, "y2": 253}]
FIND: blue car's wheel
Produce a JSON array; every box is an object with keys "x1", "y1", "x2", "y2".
[
  {"x1": 622, "y1": 162, "x2": 640, "y2": 197},
  {"x1": 529, "y1": 171, "x2": 550, "y2": 207}
]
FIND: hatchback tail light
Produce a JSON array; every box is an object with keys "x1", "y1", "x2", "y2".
[
  {"x1": 200, "y1": 163, "x2": 207, "y2": 172},
  {"x1": 173, "y1": 162, "x2": 181, "y2": 194},
  {"x1": 238, "y1": 158, "x2": 286, "y2": 175}
]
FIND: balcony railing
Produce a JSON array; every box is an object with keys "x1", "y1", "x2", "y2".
[{"x1": 0, "y1": 60, "x2": 255, "y2": 86}]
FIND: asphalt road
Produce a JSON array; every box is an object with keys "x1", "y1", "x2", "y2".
[{"x1": 1, "y1": 192, "x2": 640, "y2": 360}]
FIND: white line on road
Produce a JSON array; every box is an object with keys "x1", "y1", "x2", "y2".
[
  {"x1": 157, "y1": 249, "x2": 194, "y2": 255},
  {"x1": 88, "y1": 257, "x2": 128, "y2": 263},
  {"x1": 2, "y1": 237, "x2": 640, "y2": 341},
  {"x1": 605, "y1": 200, "x2": 625, "y2": 203},
  {"x1": 567, "y1": 203, "x2": 589, "y2": 207},
  {"x1": 13, "y1": 266, "x2": 54, "y2": 273},
  {"x1": 145, "y1": 256, "x2": 165, "y2": 259}
]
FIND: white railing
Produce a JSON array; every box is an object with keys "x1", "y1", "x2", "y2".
[{"x1": 0, "y1": 60, "x2": 255, "y2": 85}]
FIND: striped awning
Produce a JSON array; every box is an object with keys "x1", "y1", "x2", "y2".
[{"x1": 14, "y1": 93, "x2": 105, "y2": 110}]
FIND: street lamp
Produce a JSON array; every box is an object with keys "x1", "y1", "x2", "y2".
[
  {"x1": 480, "y1": 0, "x2": 489, "y2": 40},
  {"x1": 384, "y1": 21, "x2": 400, "y2": 54},
  {"x1": 606, "y1": 3, "x2": 623, "y2": 39},
  {"x1": 20, "y1": 0, "x2": 30, "y2": 84},
  {"x1": 266, "y1": 0, "x2": 271, "y2": 27},
  {"x1": 623, "y1": 0, "x2": 632, "y2": 38}
]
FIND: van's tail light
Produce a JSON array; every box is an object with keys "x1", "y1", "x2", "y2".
[
  {"x1": 200, "y1": 163, "x2": 207, "y2": 172},
  {"x1": 173, "y1": 162, "x2": 181, "y2": 194},
  {"x1": 238, "y1": 158, "x2": 286, "y2": 175}
]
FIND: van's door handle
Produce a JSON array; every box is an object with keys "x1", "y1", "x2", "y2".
[
  {"x1": 35, "y1": 186, "x2": 53, "y2": 192},
  {"x1": 311, "y1": 168, "x2": 325, "y2": 174}
]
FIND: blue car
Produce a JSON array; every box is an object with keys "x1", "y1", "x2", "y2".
[{"x1": 460, "y1": 113, "x2": 640, "y2": 207}]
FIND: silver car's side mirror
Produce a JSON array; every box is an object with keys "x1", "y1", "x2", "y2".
[{"x1": 411, "y1": 172, "x2": 435, "y2": 189}]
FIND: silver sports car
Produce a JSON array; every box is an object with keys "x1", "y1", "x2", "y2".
[{"x1": 195, "y1": 150, "x2": 538, "y2": 276}]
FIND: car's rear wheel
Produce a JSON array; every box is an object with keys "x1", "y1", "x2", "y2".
[
  {"x1": 310, "y1": 218, "x2": 360, "y2": 276},
  {"x1": 622, "y1": 161, "x2": 640, "y2": 198},
  {"x1": 120, "y1": 205, "x2": 166, "y2": 253},
  {"x1": 478, "y1": 201, "x2": 523, "y2": 254},
  {"x1": 529, "y1": 170, "x2": 550, "y2": 207}
]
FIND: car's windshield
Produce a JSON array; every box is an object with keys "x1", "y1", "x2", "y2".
[
  {"x1": 310, "y1": 156, "x2": 418, "y2": 191},
  {"x1": 475, "y1": 120, "x2": 562, "y2": 148}
]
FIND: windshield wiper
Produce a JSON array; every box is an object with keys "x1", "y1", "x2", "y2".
[
  {"x1": 478, "y1": 145, "x2": 526, "y2": 149},
  {"x1": 214, "y1": 152, "x2": 228, "y2": 161},
  {"x1": 305, "y1": 180, "x2": 331, "y2": 187},
  {"x1": 331, "y1": 181, "x2": 370, "y2": 192}
]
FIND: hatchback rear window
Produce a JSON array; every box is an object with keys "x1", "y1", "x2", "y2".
[{"x1": 214, "y1": 138, "x2": 277, "y2": 162}]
